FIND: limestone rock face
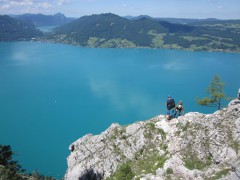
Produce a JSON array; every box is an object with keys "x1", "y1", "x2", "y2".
[{"x1": 64, "y1": 99, "x2": 240, "y2": 180}]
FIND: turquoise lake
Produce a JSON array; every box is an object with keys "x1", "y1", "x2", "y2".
[{"x1": 0, "y1": 42, "x2": 240, "y2": 178}]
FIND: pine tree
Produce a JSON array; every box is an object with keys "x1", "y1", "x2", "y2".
[
  {"x1": 0, "y1": 145, "x2": 26, "y2": 179},
  {"x1": 196, "y1": 75, "x2": 227, "y2": 110}
]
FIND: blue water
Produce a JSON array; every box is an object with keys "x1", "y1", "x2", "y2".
[
  {"x1": 37, "y1": 26, "x2": 57, "y2": 32},
  {"x1": 0, "y1": 42, "x2": 240, "y2": 178}
]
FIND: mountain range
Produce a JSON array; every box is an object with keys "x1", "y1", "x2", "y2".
[
  {"x1": 1, "y1": 13, "x2": 240, "y2": 52},
  {"x1": 11, "y1": 13, "x2": 75, "y2": 27},
  {"x1": 125, "y1": 15, "x2": 220, "y2": 24},
  {"x1": 50, "y1": 13, "x2": 240, "y2": 51}
]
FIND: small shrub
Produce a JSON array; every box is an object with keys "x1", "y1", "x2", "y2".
[
  {"x1": 160, "y1": 143, "x2": 168, "y2": 151},
  {"x1": 113, "y1": 127, "x2": 119, "y2": 135},
  {"x1": 184, "y1": 154, "x2": 212, "y2": 170},
  {"x1": 182, "y1": 121, "x2": 190, "y2": 131},
  {"x1": 133, "y1": 152, "x2": 168, "y2": 176},
  {"x1": 157, "y1": 128, "x2": 166, "y2": 140},
  {"x1": 210, "y1": 168, "x2": 231, "y2": 180},
  {"x1": 108, "y1": 161, "x2": 134, "y2": 180},
  {"x1": 110, "y1": 135, "x2": 116, "y2": 140},
  {"x1": 175, "y1": 130, "x2": 181, "y2": 136},
  {"x1": 166, "y1": 168, "x2": 173, "y2": 174},
  {"x1": 146, "y1": 122, "x2": 156, "y2": 131},
  {"x1": 119, "y1": 127, "x2": 126, "y2": 135},
  {"x1": 144, "y1": 130, "x2": 153, "y2": 139},
  {"x1": 232, "y1": 140, "x2": 240, "y2": 152}
]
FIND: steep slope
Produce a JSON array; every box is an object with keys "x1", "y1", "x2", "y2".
[
  {"x1": 0, "y1": 15, "x2": 42, "y2": 41},
  {"x1": 65, "y1": 99, "x2": 240, "y2": 179}
]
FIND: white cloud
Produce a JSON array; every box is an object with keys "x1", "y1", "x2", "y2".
[
  {"x1": 39, "y1": 2, "x2": 52, "y2": 9},
  {"x1": 0, "y1": 4, "x2": 10, "y2": 9},
  {"x1": 89, "y1": 78, "x2": 126, "y2": 110},
  {"x1": 88, "y1": 77, "x2": 155, "y2": 115},
  {"x1": 0, "y1": 0, "x2": 54, "y2": 14},
  {"x1": 147, "y1": 61, "x2": 190, "y2": 71},
  {"x1": 10, "y1": 0, "x2": 33, "y2": 6},
  {"x1": 163, "y1": 61, "x2": 190, "y2": 70},
  {"x1": 57, "y1": 0, "x2": 71, "y2": 6}
]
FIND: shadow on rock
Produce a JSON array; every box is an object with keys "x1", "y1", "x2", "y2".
[{"x1": 78, "y1": 168, "x2": 104, "y2": 180}]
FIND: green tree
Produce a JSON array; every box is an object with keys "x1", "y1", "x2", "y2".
[
  {"x1": 0, "y1": 145, "x2": 56, "y2": 180},
  {"x1": 0, "y1": 145, "x2": 26, "y2": 179},
  {"x1": 196, "y1": 75, "x2": 227, "y2": 110}
]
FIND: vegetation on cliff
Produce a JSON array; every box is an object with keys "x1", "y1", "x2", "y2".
[
  {"x1": 65, "y1": 99, "x2": 240, "y2": 180},
  {"x1": 196, "y1": 75, "x2": 229, "y2": 110},
  {"x1": 0, "y1": 145, "x2": 55, "y2": 180}
]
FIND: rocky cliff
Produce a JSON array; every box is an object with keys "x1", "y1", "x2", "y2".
[{"x1": 65, "y1": 99, "x2": 240, "y2": 180}]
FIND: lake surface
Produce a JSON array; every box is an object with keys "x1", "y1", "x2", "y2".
[
  {"x1": 0, "y1": 42, "x2": 240, "y2": 178},
  {"x1": 37, "y1": 26, "x2": 56, "y2": 32}
]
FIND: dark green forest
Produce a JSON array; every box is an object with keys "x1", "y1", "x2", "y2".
[
  {"x1": 0, "y1": 15, "x2": 42, "y2": 41},
  {"x1": 50, "y1": 13, "x2": 240, "y2": 52}
]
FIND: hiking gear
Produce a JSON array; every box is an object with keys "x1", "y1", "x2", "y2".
[{"x1": 176, "y1": 104, "x2": 182, "y2": 110}]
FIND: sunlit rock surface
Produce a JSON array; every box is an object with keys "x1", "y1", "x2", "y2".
[{"x1": 65, "y1": 99, "x2": 240, "y2": 180}]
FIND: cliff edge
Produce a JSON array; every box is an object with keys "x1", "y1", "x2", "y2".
[{"x1": 65, "y1": 99, "x2": 240, "y2": 180}]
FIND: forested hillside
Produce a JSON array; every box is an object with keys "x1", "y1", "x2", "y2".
[
  {"x1": 0, "y1": 15, "x2": 42, "y2": 41},
  {"x1": 48, "y1": 13, "x2": 240, "y2": 52}
]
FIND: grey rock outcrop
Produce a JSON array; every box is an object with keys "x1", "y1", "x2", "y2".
[{"x1": 65, "y1": 99, "x2": 240, "y2": 180}]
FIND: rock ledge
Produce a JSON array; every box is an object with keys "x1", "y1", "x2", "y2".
[{"x1": 65, "y1": 99, "x2": 240, "y2": 180}]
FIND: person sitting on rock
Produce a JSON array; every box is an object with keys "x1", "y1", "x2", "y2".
[{"x1": 174, "y1": 100, "x2": 184, "y2": 117}]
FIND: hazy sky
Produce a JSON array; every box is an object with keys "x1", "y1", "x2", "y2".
[{"x1": 0, "y1": 0, "x2": 239, "y2": 19}]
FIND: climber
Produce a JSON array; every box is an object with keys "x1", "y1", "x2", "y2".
[
  {"x1": 238, "y1": 88, "x2": 240, "y2": 100},
  {"x1": 174, "y1": 100, "x2": 185, "y2": 117},
  {"x1": 166, "y1": 95, "x2": 175, "y2": 120}
]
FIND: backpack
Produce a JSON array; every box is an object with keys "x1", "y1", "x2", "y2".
[
  {"x1": 177, "y1": 104, "x2": 182, "y2": 110},
  {"x1": 167, "y1": 99, "x2": 175, "y2": 110}
]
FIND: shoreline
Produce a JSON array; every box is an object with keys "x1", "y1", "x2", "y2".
[{"x1": 1, "y1": 39, "x2": 240, "y2": 54}]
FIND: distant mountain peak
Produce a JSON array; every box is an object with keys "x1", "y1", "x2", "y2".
[{"x1": 14, "y1": 13, "x2": 75, "y2": 26}]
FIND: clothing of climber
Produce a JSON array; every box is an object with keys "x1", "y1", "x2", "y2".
[
  {"x1": 174, "y1": 100, "x2": 185, "y2": 117},
  {"x1": 166, "y1": 95, "x2": 175, "y2": 120}
]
